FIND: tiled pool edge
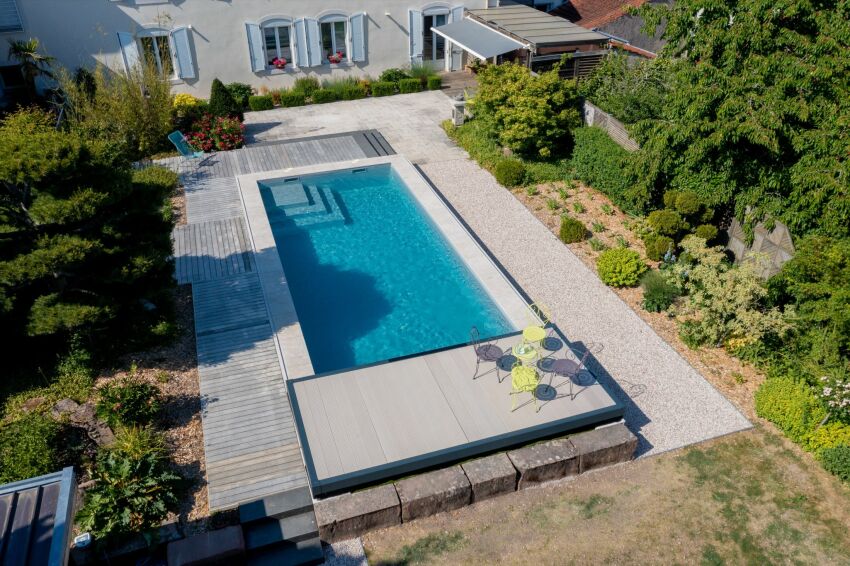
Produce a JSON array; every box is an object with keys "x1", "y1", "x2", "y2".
[{"x1": 236, "y1": 155, "x2": 532, "y2": 380}]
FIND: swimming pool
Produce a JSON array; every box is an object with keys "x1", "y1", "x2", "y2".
[{"x1": 258, "y1": 164, "x2": 514, "y2": 374}]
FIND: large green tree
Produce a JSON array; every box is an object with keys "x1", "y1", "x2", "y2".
[
  {"x1": 0, "y1": 109, "x2": 176, "y2": 363},
  {"x1": 630, "y1": 0, "x2": 850, "y2": 237}
]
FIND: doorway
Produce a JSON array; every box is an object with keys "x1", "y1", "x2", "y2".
[{"x1": 423, "y1": 13, "x2": 448, "y2": 69}]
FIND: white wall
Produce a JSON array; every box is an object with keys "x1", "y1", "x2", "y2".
[{"x1": 2, "y1": 0, "x2": 486, "y2": 95}]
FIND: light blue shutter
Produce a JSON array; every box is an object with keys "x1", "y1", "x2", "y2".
[
  {"x1": 0, "y1": 0, "x2": 23, "y2": 32},
  {"x1": 349, "y1": 13, "x2": 366, "y2": 62},
  {"x1": 116, "y1": 31, "x2": 141, "y2": 73},
  {"x1": 293, "y1": 19, "x2": 308, "y2": 67},
  {"x1": 408, "y1": 10, "x2": 423, "y2": 63},
  {"x1": 245, "y1": 22, "x2": 265, "y2": 72},
  {"x1": 451, "y1": 5, "x2": 464, "y2": 23},
  {"x1": 305, "y1": 18, "x2": 322, "y2": 67},
  {"x1": 171, "y1": 26, "x2": 196, "y2": 79}
]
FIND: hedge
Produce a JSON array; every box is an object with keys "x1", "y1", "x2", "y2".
[
  {"x1": 399, "y1": 78, "x2": 422, "y2": 94},
  {"x1": 311, "y1": 89, "x2": 339, "y2": 104},
  {"x1": 248, "y1": 95, "x2": 274, "y2": 111},
  {"x1": 278, "y1": 90, "x2": 306, "y2": 107},
  {"x1": 571, "y1": 127, "x2": 635, "y2": 213},
  {"x1": 427, "y1": 76, "x2": 443, "y2": 90},
  {"x1": 754, "y1": 376, "x2": 827, "y2": 443},
  {"x1": 371, "y1": 82, "x2": 396, "y2": 97}
]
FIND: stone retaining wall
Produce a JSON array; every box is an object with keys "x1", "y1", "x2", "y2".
[{"x1": 315, "y1": 422, "x2": 637, "y2": 543}]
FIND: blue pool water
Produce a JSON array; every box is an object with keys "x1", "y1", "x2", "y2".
[{"x1": 259, "y1": 164, "x2": 514, "y2": 374}]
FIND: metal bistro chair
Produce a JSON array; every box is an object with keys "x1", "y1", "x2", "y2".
[
  {"x1": 470, "y1": 326, "x2": 503, "y2": 381},
  {"x1": 510, "y1": 361, "x2": 541, "y2": 412},
  {"x1": 524, "y1": 302, "x2": 562, "y2": 355},
  {"x1": 546, "y1": 347, "x2": 593, "y2": 400}
]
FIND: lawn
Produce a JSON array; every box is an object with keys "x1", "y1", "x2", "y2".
[{"x1": 362, "y1": 427, "x2": 850, "y2": 565}]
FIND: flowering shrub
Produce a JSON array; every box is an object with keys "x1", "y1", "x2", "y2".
[
  {"x1": 186, "y1": 113, "x2": 245, "y2": 152},
  {"x1": 173, "y1": 93, "x2": 200, "y2": 113},
  {"x1": 272, "y1": 57, "x2": 287, "y2": 69},
  {"x1": 820, "y1": 375, "x2": 850, "y2": 420}
]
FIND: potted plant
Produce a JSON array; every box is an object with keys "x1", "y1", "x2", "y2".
[
  {"x1": 272, "y1": 57, "x2": 287, "y2": 69},
  {"x1": 328, "y1": 51, "x2": 344, "y2": 64}
]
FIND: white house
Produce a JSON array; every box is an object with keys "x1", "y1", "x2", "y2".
[{"x1": 0, "y1": 0, "x2": 501, "y2": 99}]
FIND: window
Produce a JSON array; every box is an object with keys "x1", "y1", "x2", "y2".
[
  {"x1": 263, "y1": 23, "x2": 292, "y2": 67},
  {"x1": 320, "y1": 20, "x2": 347, "y2": 63},
  {"x1": 139, "y1": 34, "x2": 174, "y2": 76}
]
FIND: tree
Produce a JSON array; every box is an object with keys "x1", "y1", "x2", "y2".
[
  {"x1": 208, "y1": 78, "x2": 243, "y2": 120},
  {"x1": 7, "y1": 38, "x2": 54, "y2": 103},
  {"x1": 0, "y1": 109, "x2": 177, "y2": 366},
  {"x1": 630, "y1": 0, "x2": 850, "y2": 237}
]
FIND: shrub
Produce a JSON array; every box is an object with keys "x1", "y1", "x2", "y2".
[
  {"x1": 187, "y1": 114, "x2": 245, "y2": 152},
  {"x1": 248, "y1": 95, "x2": 274, "y2": 111},
  {"x1": 311, "y1": 89, "x2": 339, "y2": 104},
  {"x1": 132, "y1": 166, "x2": 179, "y2": 213},
  {"x1": 644, "y1": 233, "x2": 675, "y2": 262},
  {"x1": 340, "y1": 83, "x2": 368, "y2": 100},
  {"x1": 172, "y1": 93, "x2": 200, "y2": 113},
  {"x1": 754, "y1": 376, "x2": 827, "y2": 443},
  {"x1": 95, "y1": 375, "x2": 162, "y2": 428},
  {"x1": 371, "y1": 82, "x2": 396, "y2": 97},
  {"x1": 378, "y1": 68, "x2": 409, "y2": 84},
  {"x1": 640, "y1": 269, "x2": 680, "y2": 312},
  {"x1": 694, "y1": 224, "x2": 719, "y2": 243},
  {"x1": 804, "y1": 422, "x2": 850, "y2": 455},
  {"x1": 427, "y1": 76, "x2": 443, "y2": 90},
  {"x1": 225, "y1": 82, "x2": 253, "y2": 109},
  {"x1": 494, "y1": 159, "x2": 526, "y2": 187},
  {"x1": 820, "y1": 445, "x2": 850, "y2": 482},
  {"x1": 208, "y1": 78, "x2": 243, "y2": 120},
  {"x1": 278, "y1": 90, "x2": 306, "y2": 107},
  {"x1": 0, "y1": 413, "x2": 61, "y2": 483},
  {"x1": 570, "y1": 127, "x2": 636, "y2": 212},
  {"x1": 596, "y1": 248, "x2": 647, "y2": 287},
  {"x1": 76, "y1": 428, "x2": 181, "y2": 541},
  {"x1": 559, "y1": 215, "x2": 587, "y2": 244},
  {"x1": 399, "y1": 78, "x2": 422, "y2": 94},
  {"x1": 292, "y1": 77, "x2": 320, "y2": 96},
  {"x1": 647, "y1": 209, "x2": 689, "y2": 237}
]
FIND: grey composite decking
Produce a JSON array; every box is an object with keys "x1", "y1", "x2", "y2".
[
  {"x1": 288, "y1": 333, "x2": 625, "y2": 496},
  {"x1": 163, "y1": 132, "x2": 392, "y2": 510}
]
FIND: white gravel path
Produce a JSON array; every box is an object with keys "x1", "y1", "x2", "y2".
[
  {"x1": 245, "y1": 92, "x2": 751, "y2": 456},
  {"x1": 323, "y1": 538, "x2": 368, "y2": 566}
]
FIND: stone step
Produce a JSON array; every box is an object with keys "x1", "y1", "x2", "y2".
[
  {"x1": 246, "y1": 537, "x2": 324, "y2": 566},
  {"x1": 239, "y1": 486, "x2": 314, "y2": 524},
  {"x1": 269, "y1": 181, "x2": 310, "y2": 209},
  {"x1": 273, "y1": 186, "x2": 346, "y2": 234},
  {"x1": 243, "y1": 510, "x2": 319, "y2": 550}
]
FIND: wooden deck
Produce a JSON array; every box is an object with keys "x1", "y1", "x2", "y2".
[
  {"x1": 288, "y1": 333, "x2": 625, "y2": 496},
  {"x1": 164, "y1": 132, "x2": 394, "y2": 510}
]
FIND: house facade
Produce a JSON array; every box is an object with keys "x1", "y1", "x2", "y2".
[{"x1": 0, "y1": 0, "x2": 493, "y2": 98}]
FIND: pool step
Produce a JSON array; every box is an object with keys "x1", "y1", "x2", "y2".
[
  {"x1": 269, "y1": 182, "x2": 312, "y2": 209},
  {"x1": 273, "y1": 185, "x2": 346, "y2": 233}
]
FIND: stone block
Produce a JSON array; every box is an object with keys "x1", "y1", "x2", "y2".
[
  {"x1": 314, "y1": 484, "x2": 400, "y2": 543},
  {"x1": 507, "y1": 438, "x2": 578, "y2": 489},
  {"x1": 461, "y1": 453, "x2": 517, "y2": 502},
  {"x1": 570, "y1": 423, "x2": 638, "y2": 473},
  {"x1": 395, "y1": 466, "x2": 471, "y2": 522},
  {"x1": 166, "y1": 525, "x2": 245, "y2": 566}
]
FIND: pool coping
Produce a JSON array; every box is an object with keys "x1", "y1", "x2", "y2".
[{"x1": 236, "y1": 155, "x2": 531, "y2": 380}]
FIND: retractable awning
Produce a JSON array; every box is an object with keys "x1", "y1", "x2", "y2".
[{"x1": 431, "y1": 18, "x2": 527, "y2": 60}]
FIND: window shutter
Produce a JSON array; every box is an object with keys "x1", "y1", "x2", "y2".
[
  {"x1": 171, "y1": 26, "x2": 196, "y2": 79},
  {"x1": 245, "y1": 22, "x2": 265, "y2": 72},
  {"x1": 408, "y1": 10, "x2": 423, "y2": 63},
  {"x1": 116, "y1": 31, "x2": 141, "y2": 74},
  {"x1": 451, "y1": 5, "x2": 464, "y2": 23},
  {"x1": 349, "y1": 13, "x2": 366, "y2": 62},
  {"x1": 293, "y1": 19, "x2": 308, "y2": 67},
  {"x1": 305, "y1": 18, "x2": 322, "y2": 67},
  {"x1": 0, "y1": 0, "x2": 22, "y2": 32}
]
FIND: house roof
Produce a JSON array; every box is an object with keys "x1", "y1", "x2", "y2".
[
  {"x1": 467, "y1": 4, "x2": 609, "y2": 48},
  {"x1": 550, "y1": 0, "x2": 648, "y2": 30},
  {"x1": 0, "y1": 468, "x2": 76, "y2": 566}
]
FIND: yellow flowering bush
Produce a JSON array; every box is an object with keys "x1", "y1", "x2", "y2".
[{"x1": 173, "y1": 93, "x2": 200, "y2": 112}]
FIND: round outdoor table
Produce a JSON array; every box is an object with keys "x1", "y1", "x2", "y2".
[
  {"x1": 512, "y1": 343, "x2": 539, "y2": 365},
  {"x1": 522, "y1": 325, "x2": 546, "y2": 345}
]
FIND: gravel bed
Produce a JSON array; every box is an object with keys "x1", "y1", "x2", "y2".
[{"x1": 324, "y1": 538, "x2": 368, "y2": 566}]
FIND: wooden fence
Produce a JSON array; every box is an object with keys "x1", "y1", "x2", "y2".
[{"x1": 582, "y1": 100, "x2": 639, "y2": 151}]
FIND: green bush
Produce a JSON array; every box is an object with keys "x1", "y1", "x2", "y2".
[
  {"x1": 371, "y1": 82, "x2": 396, "y2": 97},
  {"x1": 640, "y1": 269, "x2": 680, "y2": 312},
  {"x1": 247, "y1": 95, "x2": 274, "y2": 111},
  {"x1": 76, "y1": 427, "x2": 181, "y2": 541},
  {"x1": 694, "y1": 224, "x2": 719, "y2": 243},
  {"x1": 647, "y1": 209, "x2": 689, "y2": 237},
  {"x1": 399, "y1": 78, "x2": 422, "y2": 94},
  {"x1": 820, "y1": 445, "x2": 850, "y2": 483},
  {"x1": 208, "y1": 78, "x2": 243, "y2": 120},
  {"x1": 378, "y1": 68, "x2": 409, "y2": 84},
  {"x1": 427, "y1": 76, "x2": 443, "y2": 90},
  {"x1": 311, "y1": 89, "x2": 339, "y2": 104},
  {"x1": 644, "y1": 233, "x2": 675, "y2": 261},
  {"x1": 292, "y1": 77, "x2": 321, "y2": 96},
  {"x1": 804, "y1": 422, "x2": 850, "y2": 455},
  {"x1": 596, "y1": 248, "x2": 647, "y2": 287},
  {"x1": 559, "y1": 215, "x2": 587, "y2": 244},
  {"x1": 754, "y1": 376, "x2": 827, "y2": 443},
  {"x1": 225, "y1": 82, "x2": 253, "y2": 109},
  {"x1": 0, "y1": 413, "x2": 61, "y2": 483},
  {"x1": 340, "y1": 84, "x2": 368, "y2": 100},
  {"x1": 663, "y1": 190, "x2": 701, "y2": 216},
  {"x1": 494, "y1": 159, "x2": 526, "y2": 187},
  {"x1": 570, "y1": 127, "x2": 636, "y2": 213},
  {"x1": 278, "y1": 90, "x2": 306, "y2": 107},
  {"x1": 132, "y1": 165, "x2": 179, "y2": 195},
  {"x1": 95, "y1": 376, "x2": 162, "y2": 428}
]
